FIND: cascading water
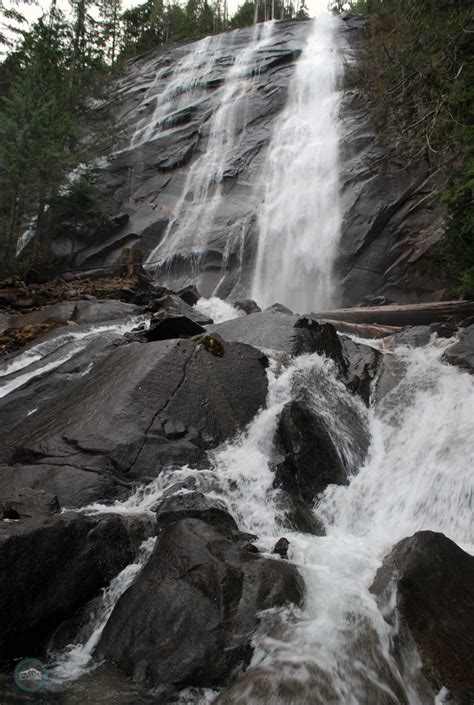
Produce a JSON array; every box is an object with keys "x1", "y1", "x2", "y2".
[
  {"x1": 212, "y1": 337, "x2": 474, "y2": 705},
  {"x1": 145, "y1": 21, "x2": 275, "y2": 279},
  {"x1": 47, "y1": 335, "x2": 473, "y2": 705},
  {"x1": 252, "y1": 13, "x2": 344, "y2": 313},
  {"x1": 130, "y1": 34, "x2": 226, "y2": 148}
]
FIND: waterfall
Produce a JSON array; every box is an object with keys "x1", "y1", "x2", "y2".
[
  {"x1": 213, "y1": 338, "x2": 474, "y2": 705},
  {"x1": 251, "y1": 13, "x2": 343, "y2": 313},
  {"x1": 145, "y1": 21, "x2": 275, "y2": 280},
  {"x1": 43, "y1": 331, "x2": 473, "y2": 703}
]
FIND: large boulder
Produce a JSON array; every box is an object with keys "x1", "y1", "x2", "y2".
[
  {"x1": 210, "y1": 312, "x2": 380, "y2": 403},
  {"x1": 0, "y1": 336, "x2": 269, "y2": 489},
  {"x1": 443, "y1": 327, "x2": 474, "y2": 374},
  {"x1": 0, "y1": 509, "x2": 150, "y2": 657},
  {"x1": 274, "y1": 363, "x2": 370, "y2": 505},
  {"x1": 98, "y1": 518, "x2": 304, "y2": 687},
  {"x1": 371, "y1": 531, "x2": 474, "y2": 699},
  {"x1": 154, "y1": 491, "x2": 239, "y2": 533}
]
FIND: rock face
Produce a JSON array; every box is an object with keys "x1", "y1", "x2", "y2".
[
  {"x1": 98, "y1": 517, "x2": 304, "y2": 687},
  {"x1": 0, "y1": 508, "x2": 149, "y2": 657},
  {"x1": 28, "y1": 16, "x2": 451, "y2": 304},
  {"x1": 371, "y1": 531, "x2": 474, "y2": 699},
  {"x1": 0, "y1": 336, "x2": 268, "y2": 503}
]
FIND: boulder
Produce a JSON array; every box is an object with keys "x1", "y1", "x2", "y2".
[
  {"x1": 0, "y1": 511, "x2": 150, "y2": 657},
  {"x1": 274, "y1": 363, "x2": 370, "y2": 505},
  {"x1": 0, "y1": 337, "x2": 269, "y2": 483},
  {"x1": 390, "y1": 326, "x2": 432, "y2": 348},
  {"x1": 233, "y1": 299, "x2": 261, "y2": 315},
  {"x1": 274, "y1": 399, "x2": 349, "y2": 504},
  {"x1": 154, "y1": 491, "x2": 238, "y2": 533},
  {"x1": 371, "y1": 531, "x2": 474, "y2": 699},
  {"x1": 274, "y1": 490, "x2": 326, "y2": 536},
  {"x1": 0, "y1": 463, "x2": 123, "y2": 509},
  {"x1": 149, "y1": 294, "x2": 212, "y2": 326},
  {"x1": 98, "y1": 518, "x2": 304, "y2": 687},
  {"x1": 443, "y1": 327, "x2": 474, "y2": 374},
  {"x1": 0, "y1": 488, "x2": 60, "y2": 520},
  {"x1": 176, "y1": 285, "x2": 201, "y2": 306},
  {"x1": 146, "y1": 313, "x2": 205, "y2": 341},
  {"x1": 210, "y1": 312, "x2": 381, "y2": 403},
  {"x1": 267, "y1": 303, "x2": 294, "y2": 314}
]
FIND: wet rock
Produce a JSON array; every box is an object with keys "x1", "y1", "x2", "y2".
[
  {"x1": 146, "y1": 313, "x2": 205, "y2": 341},
  {"x1": 267, "y1": 303, "x2": 294, "y2": 314},
  {"x1": 373, "y1": 353, "x2": 407, "y2": 403},
  {"x1": 442, "y1": 327, "x2": 474, "y2": 373},
  {"x1": 274, "y1": 399, "x2": 349, "y2": 504},
  {"x1": 0, "y1": 488, "x2": 60, "y2": 520},
  {"x1": 176, "y1": 285, "x2": 201, "y2": 306},
  {"x1": 149, "y1": 294, "x2": 212, "y2": 326},
  {"x1": 272, "y1": 537, "x2": 290, "y2": 559},
  {"x1": 233, "y1": 299, "x2": 261, "y2": 315},
  {"x1": 154, "y1": 491, "x2": 238, "y2": 533},
  {"x1": 210, "y1": 312, "x2": 381, "y2": 402},
  {"x1": 391, "y1": 326, "x2": 432, "y2": 348},
  {"x1": 0, "y1": 511, "x2": 150, "y2": 657},
  {"x1": 430, "y1": 320, "x2": 458, "y2": 338},
  {"x1": 98, "y1": 518, "x2": 304, "y2": 687},
  {"x1": 0, "y1": 337, "x2": 269, "y2": 483},
  {"x1": 0, "y1": 464, "x2": 122, "y2": 509},
  {"x1": 274, "y1": 490, "x2": 326, "y2": 536},
  {"x1": 371, "y1": 531, "x2": 474, "y2": 699},
  {"x1": 338, "y1": 335, "x2": 382, "y2": 404},
  {"x1": 274, "y1": 360, "x2": 370, "y2": 506}
]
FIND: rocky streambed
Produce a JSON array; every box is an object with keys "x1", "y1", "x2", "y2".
[{"x1": 0, "y1": 275, "x2": 473, "y2": 704}]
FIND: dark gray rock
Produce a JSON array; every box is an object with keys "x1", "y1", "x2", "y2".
[
  {"x1": 0, "y1": 488, "x2": 60, "y2": 520},
  {"x1": 0, "y1": 511, "x2": 150, "y2": 657},
  {"x1": 272, "y1": 537, "x2": 289, "y2": 559},
  {"x1": 371, "y1": 531, "x2": 474, "y2": 699},
  {"x1": 177, "y1": 285, "x2": 201, "y2": 306},
  {"x1": 391, "y1": 326, "x2": 432, "y2": 348},
  {"x1": 154, "y1": 491, "x2": 238, "y2": 533},
  {"x1": 0, "y1": 463, "x2": 123, "y2": 509},
  {"x1": 443, "y1": 327, "x2": 474, "y2": 373},
  {"x1": 0, "y1": 337, "x2": 268, "y2": 484},
  {"x1": 267, "y1": 303, "x2": 294, "y2": 314},
  {"x1": 146, "y1": 313, "x2": 205, "y2": 341},
  {"x1": 233, "y1": 299, "x2": 261, "y2": 315},
  {"x1": 274, "y1": 399, "x2": 349, "y2": 504},
  {"x1": 98, "y1": 518, "x2": 304, "y2": 687},
  {"x1": 274, "y1": 490, "x2": 326, "y2": 536},
  {"x1": 210, "y1": 312, "x2": 381, "y2": 403},
  {"x1": 150, "y1": 294, "x2": 212, "y2": 325}
]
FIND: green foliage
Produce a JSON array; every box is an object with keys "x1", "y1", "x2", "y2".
[{"x1": 337, "y1": 0, "x2": 474, "y2": 297}]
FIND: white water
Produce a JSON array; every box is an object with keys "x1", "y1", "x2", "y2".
[
  {"x1": 145, "y1": 22, "x2": 275, "y2": 273},
  {"x1": 213, "y1": 337, "x2": 474, "y2": 705},
  {"x1": 0, "y1": 318, "x2": 142, "y2": 399},
  {"x1": 252, "y1": 13, "x2": 344, "y2": 313},
  {"x1": 131, "y1": 34, "x2": 225, "y2": 148},
  {"x1": 48, "y1": 537, "x2": 156, "y2": 685},
  {"x1": 45, "y1": 331, "x2": 473, "y2": 703},
  {"x1": 194, "y1": 296, "x2": 244, "y2": 324}
]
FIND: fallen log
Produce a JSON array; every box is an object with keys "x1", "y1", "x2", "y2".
[
  {"x1": 316, "y1": 319, "x2": 402, "y2": 339},
  {"x1": 311, "y1": 301, "x2": 474, "y2": 328}
]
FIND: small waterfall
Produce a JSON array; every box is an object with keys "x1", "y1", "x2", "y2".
[
  {"x1": 48, "y1": 537, "x2": 156, "y2": 684},
  {"x1": 214, "y1": 337, "x2": 474, "y2": 705},
  {"x1": 251, "y1": 13, "x2": 343, "y2": 313},
  {"x1": 145, "y1": 21, "x2": 275, "y2": 278}
]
